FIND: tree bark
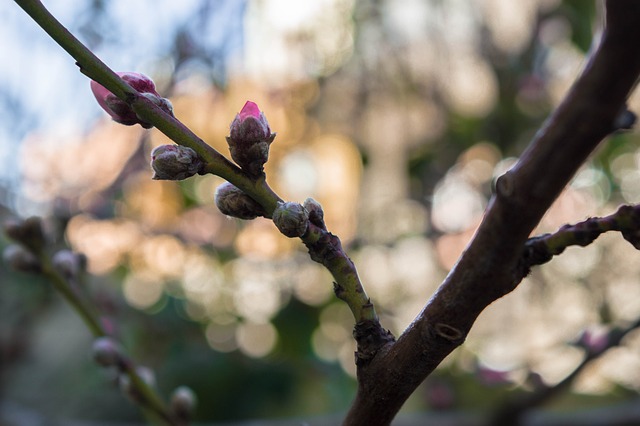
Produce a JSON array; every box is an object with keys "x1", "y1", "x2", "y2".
[{"x1": 344, "y1": 1, "x2": 640, "y2": 424}]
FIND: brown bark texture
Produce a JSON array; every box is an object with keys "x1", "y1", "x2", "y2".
[{"x1": 344, "y1": 1, "x2": 640, "y2": 424}]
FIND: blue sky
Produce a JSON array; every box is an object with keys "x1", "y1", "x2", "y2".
[{"x1": 1, "y1": 1, "x2": 246, "y2": 210}]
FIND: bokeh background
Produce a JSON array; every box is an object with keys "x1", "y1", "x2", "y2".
[{"x1": 2, "y1": 0, "x2": 640, "y2": 424}]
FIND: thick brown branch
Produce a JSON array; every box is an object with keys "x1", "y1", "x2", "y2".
[{"x1": 344, "y1": 1, "x2": 640, "y2": 424}]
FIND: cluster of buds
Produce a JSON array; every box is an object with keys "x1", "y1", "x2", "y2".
[
  {"x1": 150, "y1": 144, "x2": 204, "y2": 181},
  {"x1": 226, "y1": 101, "x2": 276, "y2": 176},
  {"x1": 3, "y1": 216, "x2": 47, "y2": 273},
  {"x1": 91, "y1": 72, "x2": 173, "y2": 129}
]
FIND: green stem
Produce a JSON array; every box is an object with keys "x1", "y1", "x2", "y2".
[
  {"x1": 13, "y1": 0, "x2": 374, "y2": 326},
  {"x1": 39, "y1": 255, "x2": 106, "y2": 337}
]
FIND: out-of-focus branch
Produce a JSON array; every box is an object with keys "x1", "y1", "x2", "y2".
[
  {"x1": 344, "y1": 1, "x2": 640, "y2": 424},
  {"x1": 3, "y1": 217, "x2": 182, "y2": 425},
  {"x1": 489, "y1": 317, "x2": 640, "y2": 426}
]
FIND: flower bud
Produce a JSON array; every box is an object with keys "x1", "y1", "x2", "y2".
[
  {"x1": 214, "y1": 182, "x2": 266, "y2": 220},
  {"x1": 90, "y1": 72, "x2": 173, "y2": 129},
  {"x1": 3, "y1": 216, "x2": 46, "y2": 251},
  {"x1": 3, "y1": 244, "x2": 41, "y2": 273},
  {"x1": 170, "y1": 386, "x2": 197, "y2": 420},
  {"x1": 272, "y1": 201, "x2": 309, "y2": 238},
  {"x1": 150, "y1": 144, "x2": 203, "y2": 180},
  {"x1": 91, "y1": 336, "x2": 122, "y2": 368},
  {"x1": 226, "y1": 101, "x2": 276, "y2": 176},
  {"x1": 52, "y1": 249, "x2": 87, "y2": 279},
  {"x1": 119, "y1": 366, "x2": 156, "y2": 403},
  {"x1": 303, "y1": 198, "x2": 326, "y2": 229}
]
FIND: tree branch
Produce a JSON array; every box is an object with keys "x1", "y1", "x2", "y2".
[{"x1": 344, "y1": 1, "x2": 640, "y2": 424}]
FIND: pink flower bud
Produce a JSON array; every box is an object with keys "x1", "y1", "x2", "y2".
[
  {"x1": 226, "y1": 101, "x2": 276, "y2": 175},
  {"x1": 90, "y1": 72, "x2": 173, "y2": 129},
  {"x1": 150, "y1": 144, "x2": 203, "y2": 180}
]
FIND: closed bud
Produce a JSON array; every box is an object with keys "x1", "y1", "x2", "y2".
[
  {"x1": 119, "y1": 366, "x2": 156, "y2": 402},
  {"x1": 91, "y1": 337, "x2": 122, "y2": 368},
  {"x1": 150, "y1": 144, "x2": 203, "y2": 180},
  {"x1": 303, "y1": 198, "x2": 326, "y2": 229},
  {"x1": 272, "y1": 201, "x2": 309, "y2": 238},
  {"x1": 170, "y1": 386, "x2": 197, "y2": 420},
  {"x1": 3, "y1": 244, "x2": 41, "y2": 273},
  {"x1": 226, "y1": 101, "x2": 276, "y2": 176},
  {"x1": 214, "y1": 182, "x2": 266, "y2": 220},
  {"x1": 4, "y1": 216, "x2": 46, "y2": 251},
  {"x1": 91, "y1": 72, "x2": 173, "y2": 129},
  {"x1": 52, "y1": 249, "x2": 86, "y2": 279}
]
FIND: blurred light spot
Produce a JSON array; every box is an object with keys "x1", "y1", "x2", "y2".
[
  {"x1": 205, "y1": 322, "x2": 238, "y2": 353},
  {"x1": 279, "y1": 150, "x2": 318, "y2": 200},
  {"x1": 236, "y1": 322, "x2": 277, "y2": 358},
  {"x1": 66, "y1": 215, "x2": 142, "y2": 275},
  {"x1": 432, "y1": 178, "x2": 485, "y2": 233},
  {"x1": 231, "y1": 259, "x2": 285, "y2": 322},
  {"x1": 123, "y1": 272, "x2": 164, "y2": 310},
  {"x1": 121, "y1": 173, "x2": 184, "y2": 230},
  {"x1": 550, "y1": 245, "x2": 600, "y2": 280},
  {"x1": 571, "y1": 166, "x2": 610, "y2": 205},
  {"x1": 313, "y1": 303, "x2": 353, "y2": 364},
  {"x1": 459, "y1": 142, "x2": 502, "y2": 185},
  {"x1": 480, "y1": 0, "x2": 537, "y2": 54},
  {"x1": 235, "y1": 220, "x2": 296, "y2": 259},
  {"x1": 193, "y1": 174, "x2": 226, "y2": 205},
  {"x1": 132, "y1": 234, "x2": 186, "y2": 279},
  {"x1": 177, "y1": 206, "x2": 236, "y2": 247},
  {"x1": 292, "y1": 263, "x2": 334, "y2": 306},
  {"x1": 442, "y1": 56, "x2": 497, "y2": 117}
]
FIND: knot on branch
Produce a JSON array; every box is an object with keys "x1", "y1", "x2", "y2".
[
  {"x1": 305, "y1": 229, "x2": 342, "y2": 265},
  {"x1": 353, "y1": 320, "x2": 395, "y2": 366},
  {"x1": 433, "y1": 323, "x2": 465, "y2": 344}
]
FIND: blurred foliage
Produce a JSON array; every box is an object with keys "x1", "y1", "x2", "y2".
[{"x1": 3, "y1": 0, "x2": 640, "y2": 424}]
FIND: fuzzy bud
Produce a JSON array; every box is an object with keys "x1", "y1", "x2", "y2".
[
  {"x1": 52, "y1": 249, "x2": 87, "y2": 279},
  {"x1": 214, "y1": 182, "x2": 265, "y2": 220},
  {"x1": 170, "y1": 386, "x2": 197, "y2": 420},
  {"x1": 226, "y1": 101, "x2": 276, "y2": 176},
  {"x1": 119, "y1": 366, "x2": 156, "y2": 402},
  {"x1": 303, "y1": 198, "x2": 326, "y2": 229},
  {"x1": 90, "y1": 72, "x2": 173, "y2": 129},
  {"x1": 150, "y1": 145, "x2": 203, "y2": 180},
  {"x1": 3, "y1": 216, "x2": 46, "y2": 251},
  {"x1": 272, "y1": 201, "x2": 309, "y2": 238},
  {"x1": 91, "y1": 337, "x2": 123, "y2": 368},
  {"x1": 3, "y1": 244, "x2": 41, "y2": 273}
]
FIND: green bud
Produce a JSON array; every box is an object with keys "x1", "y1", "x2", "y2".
[
  {"x1": 52, "y1": 249, "x2": 87, "y2": 279},
  {"x1": 272, "y1": 201, "x2": 309, "y2": 238},
  {"x1": 303, "y1": 198, "x2": 326, "y2": 229},
  {"x1": 214, "y1": 182, "x2": 266, "y2": 220},
  {"x1": 3, "y1": 217, "x2": 46, "y2": 251},
  {"x1": 91, "y1": 337, "x2": 122, "y2": 367},
  {"x1": 3, "y1": 244, "x2": 41, "y2": 273},
  {"x1": 150, "y1": 144, "x2": 203, "y2": 180},
  {"x1": 171, "y1": 386, "x2": 197, "y2": 420}
]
